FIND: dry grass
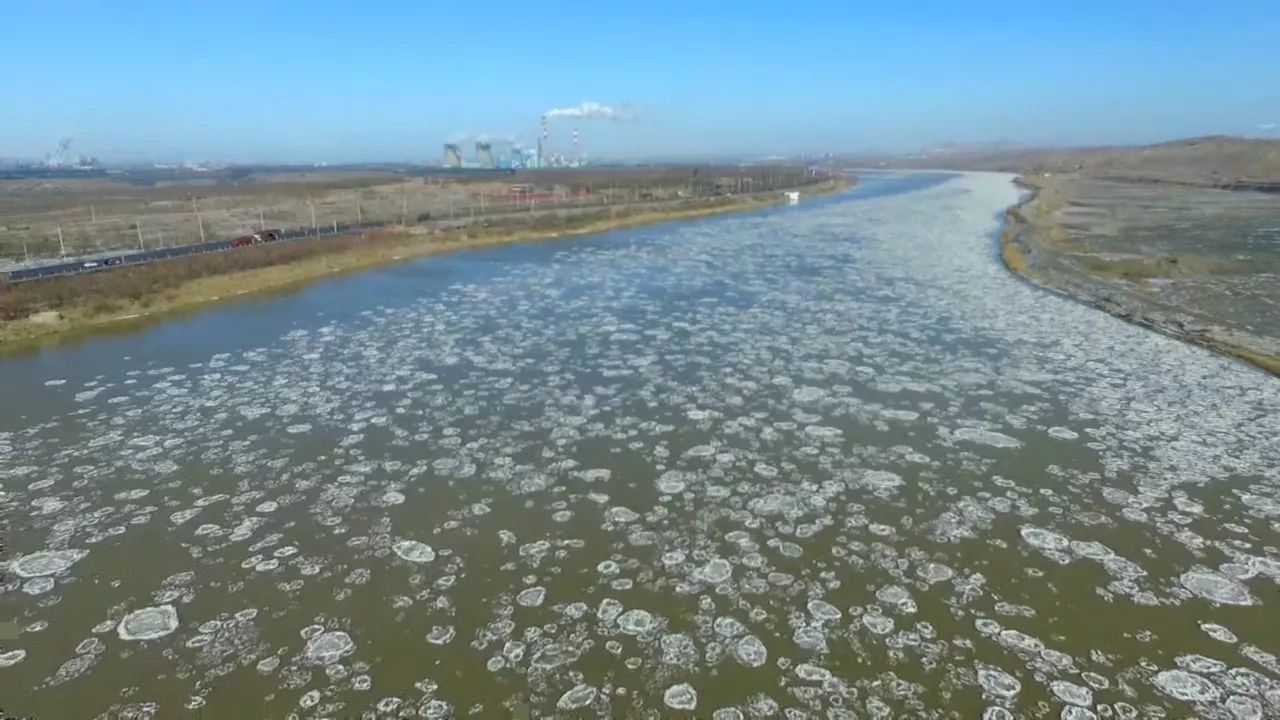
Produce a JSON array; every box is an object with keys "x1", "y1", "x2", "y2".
[
  {"x1": 1000, "y1": 238, "x2": 1031, "y2": 276},
  {"x1": 1001, "y1": 176, "x2": 1280, "y2": 378},
  {"x1": 1, "y1": 166, "x2": 825, "y2": 261},
  {"x1": 999, "y1": 200, "x2": 1039, "y2": 280},
  {"x1": 1073, "y1": 252, "x2": 1253, "y2": 283},
  {"x1": 858, "y1": 135, "x2": 1280, "y2": 186},
  {"x1": 1224, "y1": 346, "x2": 1280, "y2": 375},
  {"x1": 0, "y1": 228, "x2": 400, "y2": 322}
]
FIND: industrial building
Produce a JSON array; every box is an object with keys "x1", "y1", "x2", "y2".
[
  {"x1": 439, "y1": 111, "x2": 594, "y2": 170},
  {"x1": 475, "y1": 142, "x2": 494, "y2": 169},
  {"x1": 442, "y1": 143, "x2": 462, "y2": 168}
]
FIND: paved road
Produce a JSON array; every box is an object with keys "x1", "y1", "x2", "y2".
[
  {"x1": 2, "y1": 200, "x2": 609, "y2": 283},
  {"x1": 3, "y1": 221, "x2": 392, "y2": 283}
]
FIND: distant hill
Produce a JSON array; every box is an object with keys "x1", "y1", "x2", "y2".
[{"x1": 853, "y1": 136, "x2": 1280, "y2": 186}]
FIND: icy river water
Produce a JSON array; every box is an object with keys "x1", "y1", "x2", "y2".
[{"x1": 2, "y1": 173, "x2": 1279, "y2": 719}]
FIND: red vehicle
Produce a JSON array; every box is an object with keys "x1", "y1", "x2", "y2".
[{"x1": 231, "y1": 230, "x2": 282, "y2": 248}]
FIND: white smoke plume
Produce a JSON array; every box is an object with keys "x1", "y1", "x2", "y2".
[
  {"x1": 449, "y1": 132, "x2": 518, "y2": 144},
  {"x1": 544, "y1": 101, "x2": 633, "y2": 121}
]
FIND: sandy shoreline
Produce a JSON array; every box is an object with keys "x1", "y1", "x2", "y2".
[{"x1": 0, "y1": 180, "x2": 852, "y2": 353}]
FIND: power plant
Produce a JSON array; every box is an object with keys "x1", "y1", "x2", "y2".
[
  {"x1": 440, "y1": 102, "x2": 629, "y2": 170},
  {"x1": 441, "y1": 137, "x2": 529, "y2": 170},
  {"x1": 9, "y1": 137, "x2": 101, "y2": 171}
]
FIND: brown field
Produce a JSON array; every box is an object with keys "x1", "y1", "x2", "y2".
[
  {"x1": 0, "y1": 165, "x2": 818, "y2": 264},
  {"x1": 1002, "y1": 174, "x2": 1280, "y2": 376},
  {"x1": 851, "y1": 135, "x2": 1280, "y2": 186}
]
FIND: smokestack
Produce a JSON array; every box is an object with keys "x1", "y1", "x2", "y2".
[
  {"x1": 538, "y1": 114, "x2": 548, "y2": 169},
  {"x1": 573, "y1": 128, "x2": 580, "y2": 167}
]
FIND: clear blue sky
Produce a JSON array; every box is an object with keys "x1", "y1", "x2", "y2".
[{"x1": 3, "y1": 1, "x2": 1278, "y2": 163}]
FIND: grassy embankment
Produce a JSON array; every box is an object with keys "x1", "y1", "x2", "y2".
[
  {"x1": 999, "y1": 176, "x2": 1066, "y2": 281},
  {"x1": 0, "y1": 180, "x2": 851, "y2": 350},
  {"x1": 999, "y1": 176, "x2": 1280, "y2": 376}
]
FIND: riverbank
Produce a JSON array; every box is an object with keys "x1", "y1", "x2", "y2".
[
  {"x1": 0, "y1": 179, "x2": 851, "y2": 351},
  {"x1": 1000, "y1": 174, "x2": 1280, "y2": 376}
]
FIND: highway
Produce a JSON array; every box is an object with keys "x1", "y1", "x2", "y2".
[
  {"x1": 3, "y1": 199, "x2": 594, "y2": 284},
  {"x1": 3, "y1": 197, "x2": 624, "y2": 284},
  {"x1": 3, "y1": 220, "x2": 392, "y2": 283}
]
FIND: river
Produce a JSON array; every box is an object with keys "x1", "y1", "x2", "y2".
[{"x1": 2, "y1": 172, "x2": 1278, "y2": 718}]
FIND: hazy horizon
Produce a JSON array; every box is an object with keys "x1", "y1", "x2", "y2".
[{"x1": 4, "y1": 1, "x2": 1278, "y2": 164}]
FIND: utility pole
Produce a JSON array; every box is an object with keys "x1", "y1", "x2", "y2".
[
  {"x1": 193, "y1": 199, "x2": 206, "y2": 243},
  {"x1": 309, "y1": 199, "x2": 317, "y2": 235},
  {"x1": 258, "y1": 206, "x2": 265, "y2": 230},
  {"x1": 57, "y1": 225, "x2": 66, "y2": 258},
  {"x1": 356, "y1": 199, "x2": 362, "y2": 226},
  {"x1": 90, "y1": 204, "x2": 96, "y2": 223},
  {"x1": 400, "y1": 186, "x2": 408, "y2": 227},
  {"x1": 22, "y1": 237, "x2": 29, "y2": 263},
  {"x1": 136, "y1": 218, "x2": 145, "y2": 250}
]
